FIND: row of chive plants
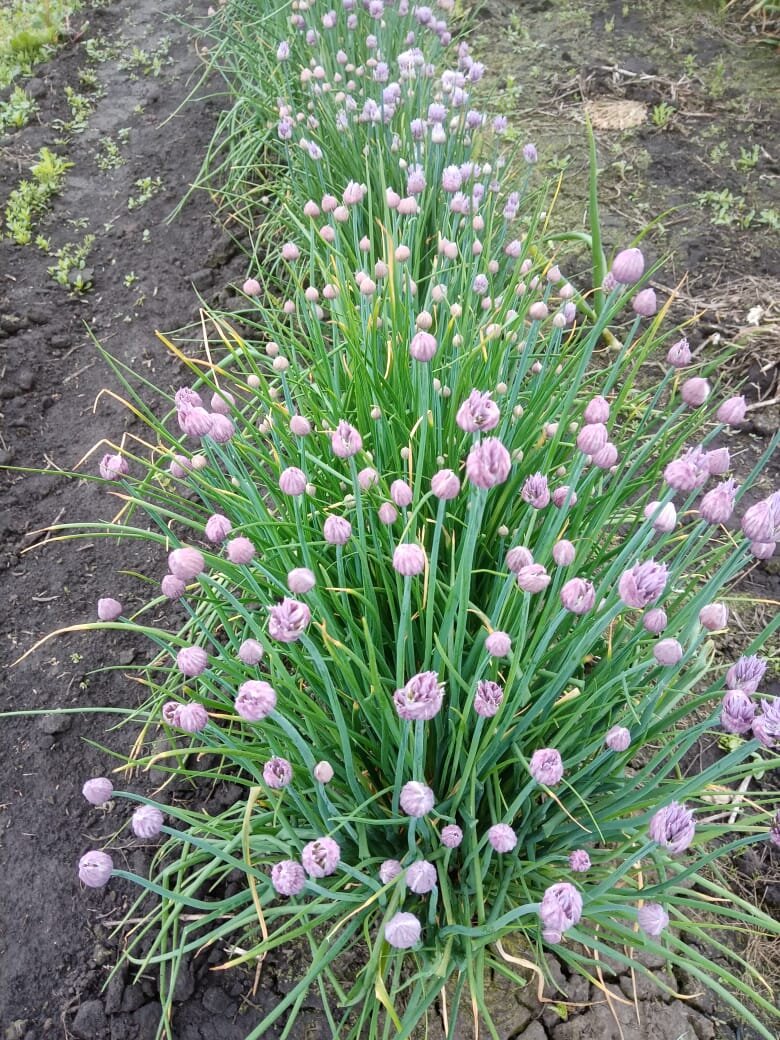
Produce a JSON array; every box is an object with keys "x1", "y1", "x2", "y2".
[{"x1": 61, "y1": 0, "x2": 780, "y2": 1037}]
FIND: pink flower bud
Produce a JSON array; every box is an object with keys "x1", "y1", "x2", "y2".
[
  {"x1": 516, "y1": 563, "x2": 551, "y2": 593},
  {"x1": 485, "y1": 631, "x2": 511, "y2": 657},
  {"x1": 592, "y1": 442, "x2": 618, "y2": 469},
  {"x1": 553, "y1": 540, "x2": 576, "y2": 566},
  {"x1": 313, "y1": 761, "x2": 334, "y2": 783},
  {"x1": 644, "y1": 501, "x2": 677, "y2": 533},
  {"x1": 654, "y1": 638, "x2": 683, "y2": 666},
  {"x1": 384, "y1": 911, "x2": 421, "y2": 949},
  {"x1": 331, "y1": 420, "x2": 362, "y2": 459},
  {"x1": 638, "y1": 902, "x2": 669, "y2": 937},
  {"x1": 466, "y1": 438, "x2": 511, "y2": 489},
  {"x1": 569, "y1": 849, "x2": 591, "y2": 872},
  {"x1": 539, "y1": 881, "x2": 582, "y2": 942},
  {"x1": 177, "y1": 645, "x2": 208, "y2": 677},
  {"x1": 699, "y1": 603, "x2": 728, "y2": 631},
  {"x1": 358, "y1": 467, "x2": 378, "y2": 490},
  {"x1": 530, "y1": 748, "x2": 563, "y2": 785},
  {"x1": 605, "y1": 725, "x2": 631, "y2": 752},
  {"x1": 643, "y1": 608, "x2": 668, "y2": 634},
  {"x1": 78, "y1": 850, "x2": 113, "y2": 888},
  {"x1": 324, "y1": 515, "x2": 352, "y2": 545},
  {"x1": 431, "y1": 469, "x2": 460, "y2": 500},
  {"x1": 528, "y1": 301, "x2": 548, "y2": 321},
  {"x1": 560, "y1": 577, "x2": 595, "y2": 614},
  {"x1": 179, "y1": 406, "x2": 213, "y2": 438},
  {"x1": 717, "y1": 395, "x2": 747, "y2": 425},
  {"x1": 281, "y1": 242, "x2": 300, "y2": 261},
  {"x1": 97, "y1": 597, "x2": 122, "y2": 621},
  {"x1": 279, "y1": 467, "x2": 307, "y2": 496},
  {"x1": 681, "y1": 377, "x2": 710, "y2": 408},
  {"x1": 400, "y1": 781, "x2": 435, "y2": 817},
  {"x1": 506, "y1": 546, "x2": 533, "y2": 572},
  {"x1": 440, "y1": 824, "x2": 463, "y2": 848},
  {"x1": 552, "y1": 486, "x2": 577, "y2": 509},
  {"x1": 409, "y1": 330, "x2": 437, "y2": 362},
  {"x1": 161, "y1": 573, "x2": 186, "y2": 600},
  {"x1": 271, "y1": 860, "x2": 306, "y2": 897},
  {"x1": 302, "y1": 836, "x2": 341, "y2": 877},
  {"x1": 378, "y1": 502, "x2": 398, "y2": 525},
  {"x1": 751, "y1": 540, "x2": 776, "y2": 559},
  {"x1": 583, "y1": 395, "x2": 610, "y2": 424},
  {"x1": 176, "y1": 702, "x2": 209, "y2": 732},
  {"x1": 290, "y1": 415, "x2": 312, "y2": 437},
  {"x1": 236, "y1": 680, "x2": 276, "y2": 721},
  {"x1": 238, "y1": 639, "x2": 264, "y2": 665},
  {"x1": 82, "y1": 777, "x2": 113, "y2": 805},
  {"x1": 132, "y1": 804, "x2": 164, "y2": 839},
  {"x1": 243, "y1": 278, "x2": 261, "y2": 296},
  {"x1": 393, "y1": 543, "x2": 426, "y2": 576},
  {"x1": 205, "y1": 513, "x2": 232, "y2": 542},
  {"x1": 391, "y1": 479, "x2": 413, "y2": 507},
  {"x1": 577, "y1": 423, "x2": 608, "y2": 455},
  {"x1": 263, "y1": 756, "x2": 293, "y2": 789},
  {"x1": 487, "y1": 824, "x2": 517, "y2": 853},
  {"x1": 379, "y1": 859, "x2": 403, "y2": 883},
  {"x1": 210, "y1": 391, "x2": 234, "y2": 415},
  {"x1": 99, "y1": 454, "x2": 129, "y2": 480},
  {"x1": 168, "y1": 547, "x2": 205, "y2": 580},
  {"x1": 226, "y1": 536, "x2": 256, "y2": 564},
  {"x1": 632, "y1": 288, "x2": 657, "y2": 317},
  {"x1": 407, "y1": 859, "x2": 437, "y2": 893},
  {"x1": 287, "y1": 567, "x2": 316, "y2": 594},
  {"x1": 611, "y1": 247, "x2": 644, "y2": 284}
]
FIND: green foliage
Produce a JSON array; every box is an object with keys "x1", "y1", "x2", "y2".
[
  {"x1": 3, "y1": 146, "x2": 71, "y2": 244},
  {"x1": 128, "y1": 176, "x2": 163, "y2": 210},
  {"x1": 0, "y1": 0, "x2": 80, "y2": 90},
  {"x1": 46, "y1": 233, "x2": 94, "y2": 291},
  {"x1": 0, "y1": 84, "x2": 38, "y2": 132},
  {"x1": 651, "y1": 101, "x2": 675, "y2": 128}
]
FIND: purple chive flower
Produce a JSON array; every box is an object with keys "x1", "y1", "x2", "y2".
[
  {"x1": 206, "y1": 413, "x2": 234, "y2": 444},
  {"x1": 618, "y1": 560, "x2": 668, "y2": 609},
  {"x1": 384, "y1": 911, "x2": 421, "y2": 949},
  {"x1": 611, "y1": 248, "x2": 644, "y2": 284},
  {"x1": 279, "y1": 467, "x2": 307, "y2": 496},
  {"x1": 406, "y1": 860, "x2": 437, "y2": 893},
  {"x1": 264, "y1": 757, "x2": 293, "y2": 789},
  {"x1": 530, "y1": 748, "x2": 563, "y2": 786},
  {"x1": 720, "y1": 689, "x2": 755, "y2": 735},
  {"x1": 268, "y1": 598, "x2": 311, "y2": 643},
  {"x1": 409, "y1": 331, "x2": 438, "y2": 362},
  {"x1": 176, "y1": 702, "x2": 209, "y2": 733},
  {"x1": 569, "y1": 850, "x2": 591, "y2": 872},
  {"x1": 705, "y1": 448, "x2": 730, "y2": 475},
  {"x1": 516, "y1": 563, "x2": 551, "y2": 593},
  {"x1": 717, "y1": 396, "x2": 747, "y2": 425},
  {"x1": 302, "y1": 836, "x2": 341, "y2": 878},
  {"x1": 632, "y1": 289, "x2": 657, "y2": 317},
  {"x1": 753, "y1": 698, "x2": 780, "y2": 747},
  {"x1": 485, "y1": 631, "x2": 511, "y2": 657},
  {"x1": 699, "y1": 603, "x2": 728, "y2": 631},
  {"x1": 664, "y1": 445, "x2": 710, "y2": 492},
  {"x1": 205, "y1": 514, "x2": 232, "y2": 543},
  {"x1": 521, "y1": 473, "x2": 550, "y2": 509},
  {"x1": 431, "y1": 469, "x2": 460, "y2": 500},
  {"x1": 400, "y1": 781, "x2": 435, "y2": 817},
  {"x1": 699, "y1": 479, "x2": 737, "y2": 525},
  {"x1": 236, "y1": 680, "x2": 276, "y2": 721},
  {"x1": 97, "y1": 597, "x2": 122, "y2": 622},
  {"x1": 592, "y1": 442, "x2": 618, "y2": 469},
  {"x1": 523, "y1": 143, "x2": 538, "y2": 163},
  {"x1": 725, "y1": 655, "x2": 766, "y2": 694},
  {"x1": 742, "y1": 499, "x2": 777, "y2": 543},
  {"x1": 82, "y1": 777, "x2": 113, "y2": 805},
  {"x1": 331, "y1": 420, "x2": 363, "y2": 459},
  {"x1": 238, "y1": 638, "x2": 264, "y2": 665},
  {"x1": 99, "y1": 454, "x2": 129, "y2": 480},
  {"x1": 638, "y1": 903, "x2": 669, "y2": 937},
  {"x1": 176, "y1": 645, "x2": 208, "y2": 677},
  {"x1": 175, "y1": 387, "x2": 202, "y2": 410},
  {"x1": 168, "y1": 547, "x2": 205, "y2": 580},
  {"x1": 681, "y1": 377, "x2": 710, "y2": 407},
  {"x1": 553, "y1": 540, "x2": 576, "y2": 567},
  {"x1": 474, "y1": 679, "x2": 503, "y2": 717},
  {"x1": 605, "y1": 725, "x2": 631, "y2": 752},
  {"x1": 78, "y1": 850, "x2": 113, "y2": 888},
  {"x1": 667, "y1": 338, "x2": 692, "y2": 367},
  {"x1": 466, "y1": 437, "x2": 511, "y2": 489},
  {"x1": 552, "y1": 485, "x2": 578, "y2": 509},
  {"x1": 539, "y1": 882, "x2": 582, "y2": 943},
  {"x1": 456, "y1": 389, "x2": 500, "y2": 432},
  {"x1": 226, "y1": 537, "x2": 256, "y2": 564},
  {"x1": 179, "y1": 406, "x2": 213, "y2": 438},
  {"x1": 161, "y1": 574, "x2": 186, "y2": 600},
  {"x1": 577, "y1": 423, "x2": 608, "y2": 455},
  {"x1": 379, "y1": 859, "x2": 403, "y2": 884},
  {"x1": 560, "y1": 578, "x2": 595, "y2": 614},
  {"x1": 290, "y1": 415, "x2": 312, "y2": 437},
  {"x1": 390, "y1": 480, "x2": 413, "y2": 508},
  {"x1": 649, "y1": 802, "x2": 696, "y2": 854},
  {"x1": 488, "y1": 824, "x2": 517, "y2": 853},
  {"x1": 358, "y1": 467, "x2": 378, "y2": 491},
  {"x1": 584, "y1": 395, "x2": 610, "y2": 424},
  {"x1": 394, "y1": 671, "x2": 444, "y2": 722},
  {"x1": 654, "y1": 638, "x2": 683, "y2": 666},
  {"x1": 271, "y1": 860, "x2": 306, "y2": 897},
  {"x1": 643, "y1": 608, "x2": 668, "y2": 634},
  {"x1": 324, "y1": 515, "x2": 352, "y2": 545},
  {"x1": 378, "y1": 502, "x2": 398, "y2": 525},
  {"x1": 441, "y1": 824, "x2": 463, "y2": 848},
  {"x1": 132, "y1": 804, "x2": 164, "y2": 839},
  {"x1": 393, "y1": 543, "x2": 426, "y2": 576}
]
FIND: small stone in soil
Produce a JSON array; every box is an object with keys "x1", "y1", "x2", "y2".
[
  {"x1": 201, "y1": 985, "x2": 237, "y2": 1015},
  {"x1": 71, "y1": 1000, "x2": 107, "y2": 1039},
  {"x1": 16, "y1": 367, "x2": 35, "y2": 391},
  {"x1": 38, "y1": 713, "x2": 72, "y2": 735},
  {"x1": 118, "y1": 650, "x2": 136, "y2": 665}
]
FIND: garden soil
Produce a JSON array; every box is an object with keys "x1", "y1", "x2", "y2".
[{"x1": 0, "y1": 1, "x2": 777, "y2": 1038}]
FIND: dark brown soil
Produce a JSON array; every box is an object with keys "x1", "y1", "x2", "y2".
[{"x1": 0, "y1": 0, "x2": 777, "y2": 1038}]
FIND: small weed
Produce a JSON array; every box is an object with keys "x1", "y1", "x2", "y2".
[
  {"x1": 96, "y1": 135, "x2": 127, "y2": 171},
  {"x1": 547, "y1": 154, "x2": 572, "y2": 174},
  {"x1": 83, "y1": 34, "x2": 123, "y2": 63},
  {"x1": 697, "y1": 188, "x2": 754, "y2": 228},
  {"x1": 0, "y1": 84, "x2": 38, "y2": 133},
  {"x1": 119, "y1": 36, "x2": 172, "y2": 78},
  {"x1": 735, "y1": 144, "x2": 760, "y2": 172},
  {"x1": 52, "y1": 85, "x2": 96, "y2": 136},
  {"x1": 46, "y1": 234, "x2": 95, "y2": 292},
  {"x1": 759, "y1": 208, "x2": 780, "y2": 230},
  {"x1": 123, "y1": 271, "x2": 138, "y2": 287},
  {"x1": 708, "y1": 56, "x2": 726, "y2": 98},
  {"x1": 0, "y1": 0, "x2": 78, "y2": 91},
  {"x1": 3, "y1": 147, "x2": 72, "y2": 244},
  {"x1": 651, "y1": 101, "x2": 675, "y2": 129},
  {"x1": 682, "y1": 53, "x2": 698, "y2": 77},
  {"x1": 708, "y1": 141, "x2": 729, "y2": 164},
  {"x1": 128, "y1": 176, "x2": 163, "y2": 210}
]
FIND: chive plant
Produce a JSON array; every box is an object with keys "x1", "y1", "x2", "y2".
[{"x1": 47, "y1": 0, "x2": 780, "y2": 1036}]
